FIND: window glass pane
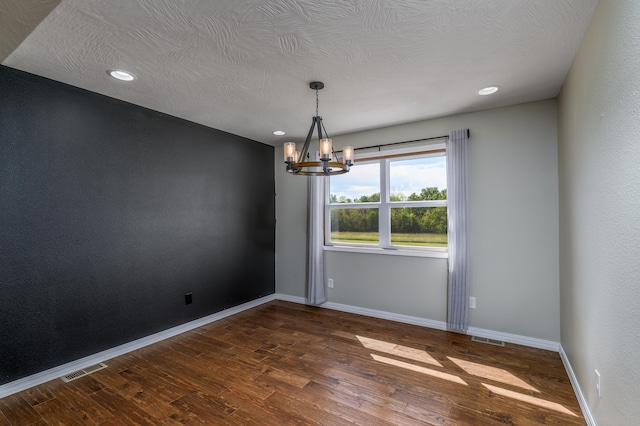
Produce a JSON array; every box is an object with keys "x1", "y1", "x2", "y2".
[
  {"x1": 389, "y1": 156, "x2": 447, "y2": 201},
  {"x1": 330, "y1": 208, "x2": 379, "y2": 245},
  {"x1": 330, "y1": 162, "x2": 380, "y2": 204},
  {"x1": 390, "y1": 207, "x2": 447, "y2": 247}
]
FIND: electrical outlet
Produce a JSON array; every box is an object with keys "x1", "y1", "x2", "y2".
[
  {"x1": 469, "y1": 297, "x2": 476, "y2": 309},
  {"x1": 595, "y1": 369, "x2": 601, "y2": 397},
  {"x1": 185, "y1": 293, "x2": 193, "y2": 305},
  {"x1": 328, "y1": 278, "x2": 334, "y2": 288}
]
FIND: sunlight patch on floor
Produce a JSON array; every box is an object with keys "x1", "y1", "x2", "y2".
[
  {"x1": 447, "y1": 357, "x2": 539, "y2": 392},
  {"x1": 482, "y1": 384, "x2": 578, "y2": 417},
  {"x1": 371, "y1": 354, "x2": 467, "y2": 385},
  {"x1": 356, "y1": 335, "x2": 442, "y2": 367},
  {"x1": 356, "y1": 334, "x2": 578, "y2": 419}
]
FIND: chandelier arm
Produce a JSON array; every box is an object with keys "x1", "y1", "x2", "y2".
[
  {"x1": 316, "y1": 116, "x2": 324, "y2": 141},
  {"x1": 320, "y1": 119, "x2": 330, "y2": 140},
  {"x1": 298, "y1": 116, "x2": 317, "y2": 169}
]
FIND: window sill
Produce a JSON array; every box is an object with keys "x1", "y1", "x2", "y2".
[{"x1": 323, "y1": 245, "x2": 448, "y2": 259}]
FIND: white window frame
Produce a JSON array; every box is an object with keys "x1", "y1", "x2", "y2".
[{"x1": 324, "y1": 143, "x2": 448, "y2": 258}]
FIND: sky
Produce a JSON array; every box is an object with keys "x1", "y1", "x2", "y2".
[{"x1": 330, "y1": 155, "x2": 447, "y2": 201}]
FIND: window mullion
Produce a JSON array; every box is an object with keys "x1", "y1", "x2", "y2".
[
  {"x1": 379, "y1": 158, "x2": 390, "y2": 248},
  {"x1": 389, "y1": 200, "x2": 447, "y2": 208},
  {"x1": 329, "y1": 202, "x2": 379, "y2": 209}
]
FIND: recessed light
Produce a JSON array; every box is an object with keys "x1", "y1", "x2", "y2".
[
  {"x1": 478, "y1": 86, "x2": 499, "y2": 95},
  {"x1": 273, "y1": 130, "x2": 286, "y2": 136},
  {"x1": 108, "y1": 70, "x2": 136, "y2": 81}
]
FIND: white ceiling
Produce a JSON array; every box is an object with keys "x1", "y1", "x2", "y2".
[{"x1": 2, "y1": 0, "x2": 598, "y2": 146}]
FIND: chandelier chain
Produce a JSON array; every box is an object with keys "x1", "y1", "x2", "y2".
[{"x1": 316, "y1": 89, "x2": 319, "y2": 116}]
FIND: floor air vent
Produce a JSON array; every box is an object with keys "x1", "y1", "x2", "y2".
[
  {"x1": 471, "y1": 336, "x2": 505, "y2": 347},
  {"x1": 60, "y1": 363, "x2": 107, "y2": 382}
]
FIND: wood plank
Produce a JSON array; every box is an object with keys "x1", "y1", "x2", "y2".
[
  {"x1": 257, "y1": 366, "x2": 311, "y2": 389},
  {"x1": 132, "y1": 364, "x2": 200, "y2": 396},
  {"x1": 44, "y1": 379, "x2": 114, "y2": 425},
  {"x1": 18, "y1": 385, "x2": 54, "y2": 407},
  {"x1": 90, "y1": 417, "x2": 129, "y2": 426},
  {"x1": 88, "y1": 388, "x2": 157, "y2": 425},
  {"x1": 168, "y1": 391, "x2": 238, "y2": 423},
  {"x1": 112, "y1": 367, "x2": 183, "y2": 419},
  {"x1": 32, "y1": 397, "x2": 87, "y2": 426},
  {"x1": 0, "y1": 410, "x2": 11, "y2": 426},
  {"x1": 0, "y1": 393, "x2": 42, "y2": 426},
  {"x1": 153, "y1": 353, "x2": 229, "y2": 396},
  {"x1": 61, "y1": 374, "x2": 105, "y2": 395},
  {"x1": 261, "y1": 390, "x2": 358, "y2": 426},
  {"x1": 218, "y1": 387, "x2": 316, "y2": 426}
]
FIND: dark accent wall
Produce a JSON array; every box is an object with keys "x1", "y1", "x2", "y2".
[{"x1": 0, "y1": 65, "x2": 275, "y2": 385}]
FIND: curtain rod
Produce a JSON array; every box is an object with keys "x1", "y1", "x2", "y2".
[{"x1": 334, "y1": 129, "x2": 469, "y2": 153}]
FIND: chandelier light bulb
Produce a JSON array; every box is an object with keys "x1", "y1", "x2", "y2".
[
  {"x1": 342, "y1": 146, "x2": 354, "y2": 165},
  {"x1": 284, "y1": 142, "x2": 296, "y2": 162},
  {"x1": 320, "y1": 138, "x2": 332, "y2": 160}
]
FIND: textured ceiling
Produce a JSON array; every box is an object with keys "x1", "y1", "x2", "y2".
[{"x1": 2, "y1": 0, "x2": 598, "y2": 146}]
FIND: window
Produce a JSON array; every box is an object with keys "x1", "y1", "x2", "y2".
[{"x1": 326, "y1": 147, "x2": 447, "y2": 252}]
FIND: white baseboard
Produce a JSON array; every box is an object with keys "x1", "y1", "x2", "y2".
[
  {"x1": 274, "y1": 294, "x2": 559, "y2": 351},
  {"x1": 467, "y1": 327, "x2": 560, "y2": 352},
  {"x1": 559, "y1": 345, "x2": 597, "y2": 425},
  {"x1": 276, "y1": 293, "x2": 445, "y2": 329},
  {"x1": 273, "y1": 293, "x2": 306, "y2": 304},
  {"x1": 323, "y1": 300, "x2": 448, "y2": 331},
  {"x1": 0, "y1": 294, "x2": 276, "y2": 399}
]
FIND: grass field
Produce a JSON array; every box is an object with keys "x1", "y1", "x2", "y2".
[{"x1": 330, "y1": 232, "x2": 448, "y2": 247}]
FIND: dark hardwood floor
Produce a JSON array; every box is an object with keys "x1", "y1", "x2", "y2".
[{"x1": 0, "y1": 300, "x2": 584, "y2": 425}]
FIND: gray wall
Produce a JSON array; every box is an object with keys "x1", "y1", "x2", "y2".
[
  {"x1": 558, "y1": 0, "x2": 640, "y2": 423},
  {"x1": 0, "y1": 66, "x2": 275, "y2": 384},
  {"x1": 0, "y1": 0, "x2": 60, "y2": 62},
  {"x1": 276, "y1": 99, "x2": 560, "y2": 341}
]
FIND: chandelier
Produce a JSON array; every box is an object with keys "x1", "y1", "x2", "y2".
[{"x1": 284, "y1": 82, "x2": 354, "y2": 176}]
